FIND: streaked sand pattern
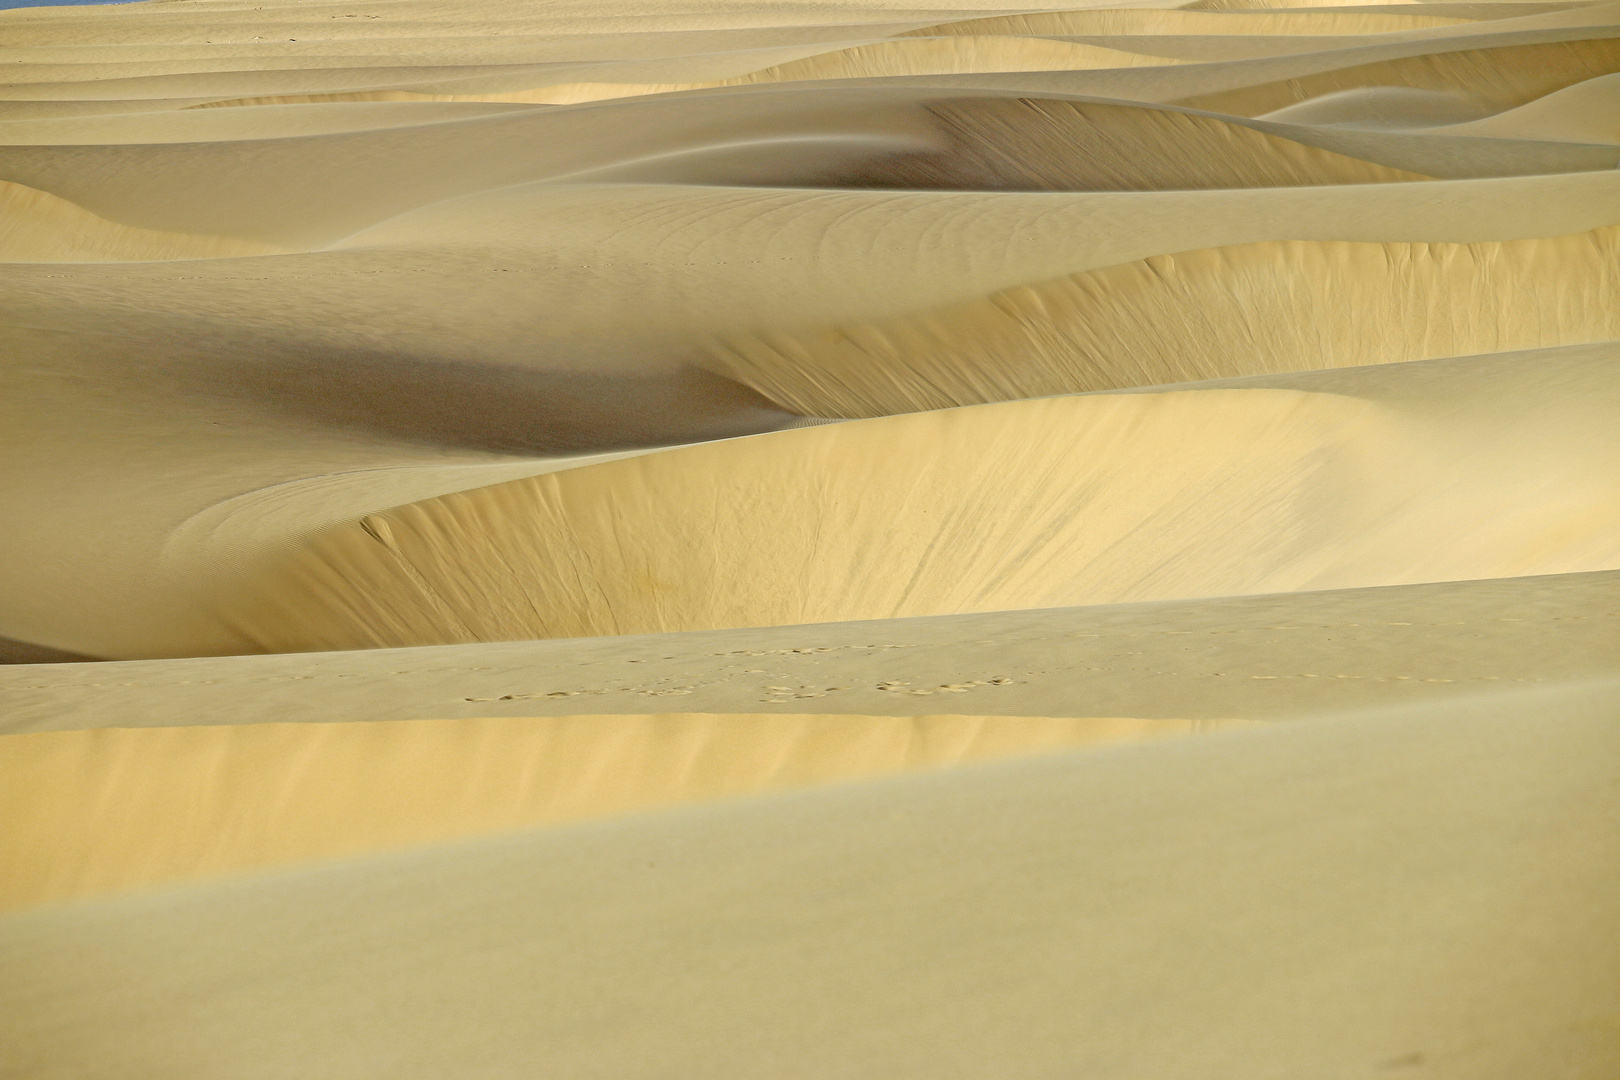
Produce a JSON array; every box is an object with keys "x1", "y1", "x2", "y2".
[
  {"x1": 0, "y1": 0, "x2": 1616, "y2": 1076},
  {"x1": 0, "y1": 711, "x2": 1252, "y2": 910}
]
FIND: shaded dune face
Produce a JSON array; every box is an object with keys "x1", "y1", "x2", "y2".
[
  {"x1": 177, "y1": 349, "x2": 797, "y2": 457},
  {"x1": 0, "y1": 178, "x2": 282, "y2": 262},
  {"x1": 220, "y1": 353, "x2": 1620, "y2": 653},
  {"x1": 0, "y1": 712, "x2": 1249, "y2": 910},
  {"x1": 4, "y1": 4, "x2": 1620, "y2": 1078},
  {"x1": 0, "y1": 22, "x2": 1614, "y2": 651},
  {"x1": 1175, "y1": 33, "x2": 1620, "y2": 116},
  {"x1": 814, "y1": 96, "x2": 1432, "y2": 190},
  {"x1": 0, "y1": 89, "x2": 1448, "y2": 251},
  {"x1": 900, "y1": 9, "x2": 1480, "y2": 36},
  {"x1": 705, "y1": 226, "x2": 1620, "y2": 415},
  {"x1": 3, "y1": 0, "x2": 1620, "y2": 662}
]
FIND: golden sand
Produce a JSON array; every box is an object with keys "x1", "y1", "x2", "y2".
[
  {"x1": 0, "y1": 712, "x2": 1249, "y2": 910},
  {"x1": 2, "y1": 683, "x2": 1616, "y2": 1079}
]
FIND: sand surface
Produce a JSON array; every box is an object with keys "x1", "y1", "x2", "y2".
[
  {"x1": 0, "y1": 711, "x2": 1252, "y2": 910},
  {"x1": 1, "y1": 0, "x2": 1616, "y2": 1075},
  {"x1": 4, "y1": 682, "x2": 1618, "y2": 1079}
]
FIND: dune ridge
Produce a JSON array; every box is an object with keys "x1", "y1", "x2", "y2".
[
  {"x1": 3, "y1": 681, "x2": 1616, "y2": 1080},
  {"x1": 5, "y1": 567, "x2": 1611, "y2": 734},
  {"x1": 0, "y1": 711, "x2": 1248, "y2": 911},
  {"x1": 0, "y1": 177, "x2": 280, "y2": 261},
  {"x1": 708, "y1": 227, "x2": 1620, "y2": 415},
  {"x1": 215, "y1": 348, "x2": 1620, "y2": 653},
  {"x1": 1, "y1": 1, "x2": 1616, "y2": 1076}
]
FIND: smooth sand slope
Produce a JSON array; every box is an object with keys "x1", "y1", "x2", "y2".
[
  {"x1": 4, "y1": 568, "x2": 1615, "y2": 732},
  {"x1": 0, "y1": 711, "x2": 1248, "y2": 911},
  {"x1": 219, "y1": 348, "x2": 1620, "y2": 652},
  {"x1": 3, "y1": 682, "x2": 1616, "y2": 1080},
  {"x1": 1, "y1": 0, "x2": 1616, "y2": 1076},
  {"x1": 5, "y1": 61, "x2": 1619, "y2": 660}
]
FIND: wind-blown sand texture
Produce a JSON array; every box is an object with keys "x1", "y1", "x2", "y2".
[{"x1": 1, "y1": 0, "x2": 1617, "y2": 1076}]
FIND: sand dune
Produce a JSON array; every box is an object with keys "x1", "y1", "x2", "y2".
[
  {"x1": 1173, "y1": 32, "x2": 1620, "y2": 115},
  {"x1": 5, "y1": 567, "x2": 1613, "y2": 733},
  {"x1": 164, "y1": 37, "x2": 1187, "y2": 109},
  {"x1": 0, "y1": 711, "x2": 1248, "y2": 911},
  {"x1": 831, "y1": 95, "x2": 1436, "y2": 189},
  {"x1": 2, "y1": 86, "x2": 1612, "y2": 247},
  {"x1": 906, "y1": 8, "x2": 1480, "y2": 37},
  {"x1": 5, "y1": 164, "x2": 1612, "y2": 659},
  {"x1": 710, "y1": 234, "x2": 1620, "y2": 413},
  {"x1": 1436, "y1": 67, "x2": 1620, "y2": 138},
  {"x1": 3, "y1": 681, "x2": 1615, "y2": 1080},
  {"x1": 214, "y1": 348, "x2": 1620, "y2": 653},
  {"x1": 2, "y1": 0, "x2": 1615, "y2": 1075},
  {"x1": 0, "y1": 178, "x2": 280, "y2": 261}
]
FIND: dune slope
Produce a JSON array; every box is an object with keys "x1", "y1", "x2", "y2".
[
  {"x1": 0, "y1": 711, "x2": 1248, "y2": 911},
  {"x1": 3, "y1": 682, "x2": 1616, "y2": 1080},
  {"x1": 214, "y1": 348, "x2": 1620, "y2": 652},
  {"x1": 1, "y1": 1, "x2": 1616, "y2": 1077}
]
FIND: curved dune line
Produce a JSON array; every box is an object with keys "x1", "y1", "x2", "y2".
[
  {"x1": 212, "y1": 31, "x2": 1620, "y2": 117},
  {"x1": 0, "y1": 178, "x2": 280, "y2": 263},
  {"x1": 0, "y1": 100, "x2": 537, "y2": 146},
  {"x1": 1255, "y1": 83, "x2": 1506, "y2": 126},
  {"x1": 905, "y1": 8, "x2": 1474, "y2": 37},
  {"x1": 183, "y1": 87, "x2": 535, "y2": 108},
  {"x1": 530, "y1": 37, "x2": 1183, "y2": 105},
  {"x1": 718, "y1": 34, "x2": 1186, "y2": 81},
  {"x1": 1437, "y1": 69, "x2": 1620, "y2": 141},
  {"x1": 0, "y1": 712, "x2": 1247, "y2": 911},
  {"x1": 835, "y1": 95, "x2": 1430, "y2": 191},
  {"x1": 1175, "y1": 34, "x2": 1620, "y2": 116},
  {"x1": 14, "y1": 684, "x2": 1611, "y2": 1080},
  {"x1": 213, "y1": 380, "x2": 1620, "y2": 653},
  {"x1": 705, "y1": 226, "x2": 1620, "y2": 417},
  {"x1": 185, "y1": 36, "x2": 1184, "y2": 110},
  {"x1": 1186, "y1": 0, "x2": 1409, "y2": 7}
]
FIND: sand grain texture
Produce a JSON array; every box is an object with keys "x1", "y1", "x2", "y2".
[{"x1": 0, "y1": 711, "x2": 1250, "y2": 910}]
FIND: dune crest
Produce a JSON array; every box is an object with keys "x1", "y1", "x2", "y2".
[
  {"x1": 1, "y1": 2, "x2": 1616, "y2": 1076},
  {"x1": 0, "y1": 178, "x2": 279, "y2": 262},
  {"x1": 827, "y1": 95, "x2": 1433, "y2": 190},
  {"x1": 0, "y1": 711, "x2": 1249, "y2": 911},
  {"x1": 190, "y1": 35, "x2": 1188, "y2": 110},
  {"x1": 1435, "y1": 69, "x2": 1620, "y2": 140},
  {"x1": 708, "y1": 227, "x2": 1620, "y2": 415},
  {"x1": 1175, "y1": 35, "x2": 1620, "y2": 116},
  {"x1": 215, "y1": 352, "x2": 1620, "y2": 653},
  {"x1": 904, "y1": 8, "x2": 1476, "y2": 37}
]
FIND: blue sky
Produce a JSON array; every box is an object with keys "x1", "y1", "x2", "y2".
[{"x1": 0, "y1": 0, "x2": 146, "y2": 9}]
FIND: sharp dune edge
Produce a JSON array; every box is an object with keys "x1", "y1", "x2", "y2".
[
  {"x1": 223, "y1": 348, "x2": 1620, "y2": 652},
  {"x1": 1, "y1": 0, "x2": 1617, "y2": 1076},
  {"x1": 709, "y1": 231, "x2": 1620, "y2": 414}
]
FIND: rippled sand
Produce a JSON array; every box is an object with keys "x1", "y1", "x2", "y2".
[{"x1": 1, "y1": 0, "x2": 1617, "y2": 1076}]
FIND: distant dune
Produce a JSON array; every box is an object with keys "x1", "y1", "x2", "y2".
[{"x1": 1, "y1": 0, "x2": 1616, "y2": 1076}]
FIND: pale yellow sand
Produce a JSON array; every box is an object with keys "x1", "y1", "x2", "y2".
[
  {"x1": 0, "y1": 711, "x2": 1247, "y2": 911},
  {"x1": 1435, "y1": 68, "x2": 1620, "y2": 139},
  {"x1": 2, "y1": 680, "x2": 1614, "y2": 1079},
  {"x1": 5, "y1": 340, "x2": 1618, "y2": 660},
  {"x1": 4, "y1": 568, "x2": 1615, "y2": 733},
  {"x1": 1, "y1": 1, "x2": 1614, "y2": 1075},
  {"x1": 0, "y1": 178, "x2": 281, "y2": 262},
  {"x1": 219, "y1": 348, "x2": 1620, "y2": 653}
]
